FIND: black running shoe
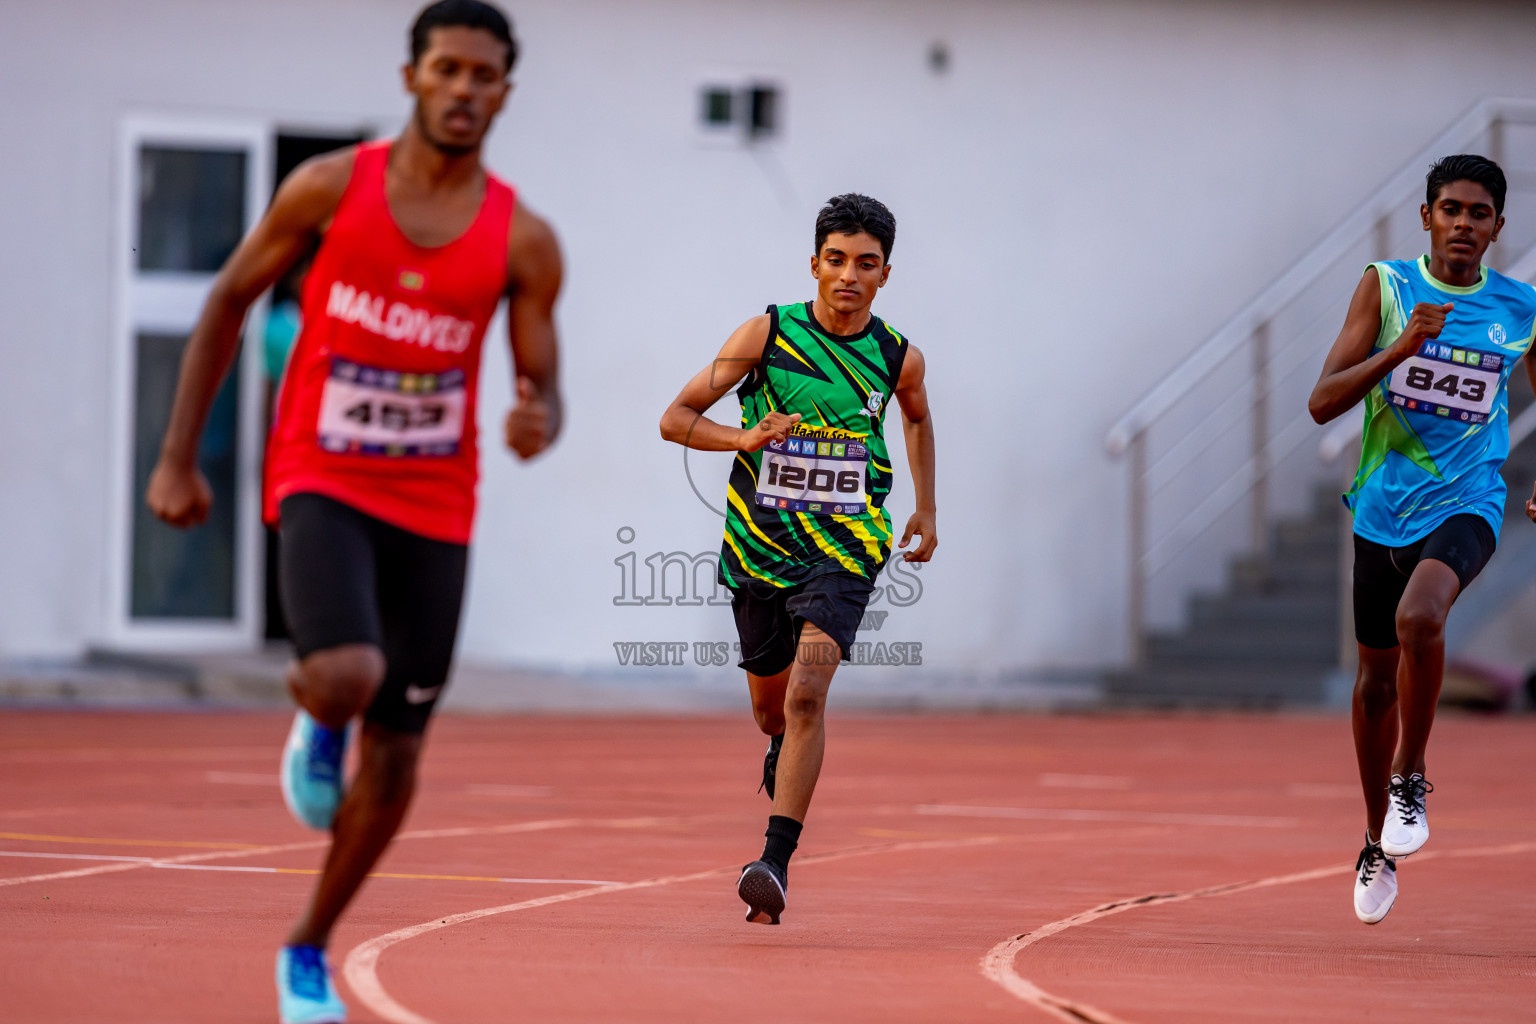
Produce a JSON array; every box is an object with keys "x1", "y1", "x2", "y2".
[
  {"x1": 738, "y1": 859, "x2": 787, "y2": 925},
  {"x1": 758, "y1": 733, "x2": 783, "y2": 801}
]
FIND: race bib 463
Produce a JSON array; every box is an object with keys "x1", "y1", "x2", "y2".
[
  {"x1": 317, "y1": 357, "x2": 466, "y2": 457},
  {"x1": 755, "y1": 430, "x2": 868, "y2": 515},
  {"x1": 1386, "y1": 342, "x2": 1502, "y2": 423}
]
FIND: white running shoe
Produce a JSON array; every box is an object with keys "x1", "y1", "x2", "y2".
[
  {"x1": 1381, "y1": 773, "x2": 1432, "y2": 857},
  {"x1": 1353, "y1": 836, "x2": 1397, "y2": 925}
]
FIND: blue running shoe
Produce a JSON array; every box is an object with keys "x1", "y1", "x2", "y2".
[
  {"x1": 280, "y1": 710, "x2": 346, "y2": 830},
  {"x1": 276, "y1": 945, "x2": 346, "y2": 1024}
]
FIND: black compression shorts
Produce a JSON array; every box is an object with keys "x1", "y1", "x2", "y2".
[
  {"x1": 278, "y1": 493, "x2": 468, "y2": 734},
  {"x1": 729, "y1": 571, "x2": 876, "y2": 676},
  {"x1": 1352, "y1": 513, "x2": 1496, "y2": 651}
]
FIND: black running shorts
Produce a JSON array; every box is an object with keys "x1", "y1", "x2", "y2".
[
  {"x1": 730, "y1": 570, "x2": 876, "y2": 676},
  {"x1": 1352, "y1": 513, "x2": 1496, "y2": 651},
  {"x1": 278, "y1": 493, "x2": 468, "y2": 734}
]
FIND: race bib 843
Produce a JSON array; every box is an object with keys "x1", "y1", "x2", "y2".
[
  {"x1": 1386, "y1": 341, "x2": 1502, "y2": 423},
  {"x1": 317, "y1": 357, "x2": 466, "y2": 457}
]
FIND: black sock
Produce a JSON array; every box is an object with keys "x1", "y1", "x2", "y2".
[{"x1": 761, "y1": 814, "x2": 802, "y2": 876}]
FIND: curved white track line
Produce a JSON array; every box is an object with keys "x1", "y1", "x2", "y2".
[
  {"x1": 981, "y1": 839, "x2": 1536, "y2": 1023},
  {"x1": 344, "y1": 835, "x2": 1004, "y2": 1024}
]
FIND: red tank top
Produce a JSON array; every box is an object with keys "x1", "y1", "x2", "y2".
[{"x1": 264, "y1": 141, "x2": 515, "y2": 544}]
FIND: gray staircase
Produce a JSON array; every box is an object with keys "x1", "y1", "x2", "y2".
[{"x1": 1107, "y1": 486, "x2": 1342, "y2": 706}]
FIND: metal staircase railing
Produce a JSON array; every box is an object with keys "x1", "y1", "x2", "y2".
[{"x1": 1105, "y1": 97, "x2": 1536, "y2": 665}]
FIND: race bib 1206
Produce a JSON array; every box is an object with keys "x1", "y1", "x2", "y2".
[
  {"x1": 317, "y1": 357, "x2": 466, "y2": 457},
  {"x1": 1386, "y1": 341, "x2": 1503, "y2": 423},
  {"x1": 755, "y1": 430, "x2": 868, "y2": 515}
]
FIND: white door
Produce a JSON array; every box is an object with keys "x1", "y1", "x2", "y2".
[{"x1": 106, "y1": 115, "x2": 270, "y2": 650}]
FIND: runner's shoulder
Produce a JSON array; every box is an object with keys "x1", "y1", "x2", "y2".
[
  {"x1": 508, "y1": 199, "x2": 561, "y2": 274},
  {"x1": 271, "y1": 147, "x2": 357, "y2": 228},
  {"x1": 1489, "y1": 265, "x2": 1536, "y2": 313},
  {"x1": 724, "y1": 313, "x2": 773, "y2": 361}
]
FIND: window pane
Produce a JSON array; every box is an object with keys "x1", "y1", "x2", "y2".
[
  {"x1": 137, "y1": 147, "x2": 246, "y2": 272},
  {"x1": 701, "y1": 87, "x2": 734, "y2": 126},
  {"x1": 130, "y1": 333, "x2": 240, "y2": 618}
]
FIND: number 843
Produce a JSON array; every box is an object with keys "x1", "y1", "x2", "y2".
[{"x1": 1404, "y1": 365, "x2": 1486, "y2": 403}]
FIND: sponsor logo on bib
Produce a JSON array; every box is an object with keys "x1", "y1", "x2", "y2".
[{"x1": 755, "y1": 428, "x2": 869, "y2": 515}]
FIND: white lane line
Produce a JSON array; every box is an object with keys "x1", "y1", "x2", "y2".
[
  {"x1": 981, "y1": 838, "x2": 1536, "y2": 1024},
  {"x1": 343, "y1": 834, "x2": 1004, "y2": 1024},
  {"x1": 1038, "y1": 774, "x2": 1133, "y2": 790},
  {"x1": 0, "y1": 839, "x2": 331, "y2": 888},
  {"x1": 205, "y1": 771, "x2": 280, "y2": 785},
  {"x1": 919, "y1": 804, "x2": 1297, "y2": 828},
  {"x1": 0, "y1": 816, "x2": 676, "y2": 890},
  {"x1": 0, "y1": 849, "x2": 618, "y2": 885},
  {"x1": 0, "y1": 850, "x2": 155, "y2": 864}
]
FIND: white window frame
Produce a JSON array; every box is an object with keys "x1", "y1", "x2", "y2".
[{"x1": 105, "y1": 114, "x2": 271, "y2": 651}]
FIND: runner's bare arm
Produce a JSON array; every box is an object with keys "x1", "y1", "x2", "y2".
[
  {"x1": 1525, "y1": 350, "x2": 1536, "y2": 523},
  {"x1": 1309, "y1": 269, "x2": 1452, "y2": 424},
  {"x1": 892, "y1": 343, "x2": 936, "y2": 562},
  {"x1": 146, "y1": 150, "x2": 354, "y2": 527},
  {"x1": 659, "y1": 315, "x2": 800, "y2": 452},
  {"x1": 503, "y1": 202, "x2": 564, "y2": 460}
]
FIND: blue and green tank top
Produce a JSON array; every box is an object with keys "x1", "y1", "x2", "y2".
[
  {"x1": 719, "y1": 302, "x2": 909, "y2": 588},
  {"x1": 1347, "y1": 256, "x2": 1536, "y2": 546}
]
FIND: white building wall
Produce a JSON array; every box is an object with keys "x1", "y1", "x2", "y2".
[{"x1": 3, "y1": 0, "x2": 1536, "y2": 673}]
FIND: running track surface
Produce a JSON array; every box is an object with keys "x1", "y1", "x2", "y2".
[{"x1": 3, "y1": 711, "x2": 1535, "y2": 1023}]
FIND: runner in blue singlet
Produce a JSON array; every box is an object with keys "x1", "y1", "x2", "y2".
[{"x1": 1310, "y1": 154, "x2": 1536, "y2": 925}]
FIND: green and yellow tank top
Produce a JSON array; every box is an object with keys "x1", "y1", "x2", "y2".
[{"x1": 718, "y1": 301, "x2": 909, "y2": 588}]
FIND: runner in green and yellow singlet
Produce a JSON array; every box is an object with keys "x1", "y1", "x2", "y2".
[{"x1": 661, "y1": 194, "x2": 937, "y2": 926}]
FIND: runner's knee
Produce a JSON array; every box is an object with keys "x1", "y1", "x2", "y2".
[
  {"x1": 295, "y1": 645, "x2": 385, "y2": 723},
  {"x1": 753, "y1": 700, "x2": 785, "y2": 734},
  {"x1": 1354, "y1": 672, "x2": 1397, "y2": 717},
  {"x1": 1394, "y1": 602, "x2": 1445, "y2": 650},
  {"x1": 784, "y1": 678, "x2": 827, "y2": 723}
]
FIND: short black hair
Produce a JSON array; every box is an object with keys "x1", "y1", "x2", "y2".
[
  {"x1": 410, "y1": 0, "x2": 518, "y2": 73},
  {"x1": 815, "y1": 194, "x2": 896, "y2": 262},
  {"x1": 1427, "y1": 154, "x2": 1506, "y2": 215}
]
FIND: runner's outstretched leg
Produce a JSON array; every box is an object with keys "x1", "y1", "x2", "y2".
[
  {"x1": 286, "y1": 722, "x2": 422, "y2": 948},
  {"x1": 1391, "y1": 559, "x2": 1458, "y2": 779},
  {"x1": 739, "y1": 623, "x2": 840, "y2": 924},
  {"x1": 1352, "y1": 644, "x2": 1400, "y2": 841},
  {"x1": 772, "y1": 623, "x2": 840, "y2": 823}
]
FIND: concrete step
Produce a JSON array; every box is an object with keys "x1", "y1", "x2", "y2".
[
  {"x1": 1145, "y1": 630, "x2": 1338, "y2": 663},
  {"x1": 1105, "y1": 664, "x2": 1331, "y2": 705},
  {"x1": 1273, "y1": 519, "x2": 1339, "y2": 550},
  {"x1": 1189, "y1": 592, "x2": 1338, "y2": 627},
  {"x1": 1230, "y1": 555, "x2": 1337, "y2": 592}
]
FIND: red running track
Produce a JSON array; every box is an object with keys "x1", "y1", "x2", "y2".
[{"x1": 2, "y1": 711, "x2": 1535, "y2": 1023}]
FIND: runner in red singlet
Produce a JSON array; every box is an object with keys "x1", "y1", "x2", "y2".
[{"x1": 144, "y1": 4, "x2": 560, "y2": 1020}]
